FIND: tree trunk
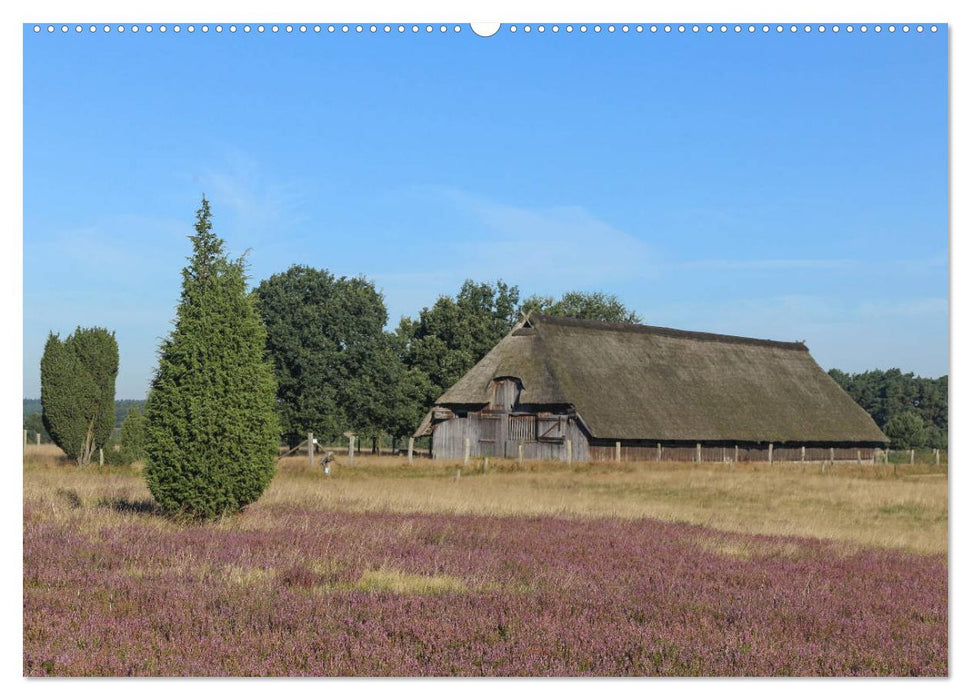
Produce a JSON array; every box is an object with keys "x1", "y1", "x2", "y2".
[{"x1": 79, "y1": 419, "x2": 96, "y2": 466}]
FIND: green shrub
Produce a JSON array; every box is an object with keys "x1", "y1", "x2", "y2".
[
  {"x1": 144, "y1": 197, "x2": 279, "y2": 519},
  {"x1": 40, "y1": 327, "x2": 118, "y2": 465},
  {"x1": 884, "y1": 411, "x2": 928, "y2": 449},
  {"x1": 119, "y1": 407, "x2": 147, "y2": 463}
]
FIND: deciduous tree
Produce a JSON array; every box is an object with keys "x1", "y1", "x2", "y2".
[
  {"x1": 255, "y1": 265, "x2": 412, "y2": 445},
  {"x1": 399, "y1": 279, "x2": 520, "y2": 401},
  {"x1": 520, "y1": 290, "x2": 642, "y2": 324}
]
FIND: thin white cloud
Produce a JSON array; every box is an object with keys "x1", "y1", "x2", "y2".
[
  {"x1": 195, "y1": 150, "x2": 308, "y2": 247},
  {"x1": 436, "y1": 189, "x2": 657, "y2": 287},
  {"x1": 30, "y1": 215, "x2": 187, "y2": 287},
  {"x1": 679, "y1": 258, "x2": 854, "y2": 271},
  {"x1": 676, "y1": 256, "x2": 947, "y2": 272}
]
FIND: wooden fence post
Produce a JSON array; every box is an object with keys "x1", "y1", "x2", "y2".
[
  {"x1": 734, "y1": 444, "x2": 739, "y2": 463},
  {"x1": 829, "y1": 447, "x2": 835, "y2": 462},
  {"x1": 801, "y1": 445, "x2": 806, "y2": 463},
  {"x1": 23, "y1": 429, "x2": 27, "y2": 449},
  {"x1": 407, "y1": 437, "x2": 414, "y2": 465},
  {"x1": 910, "y1": 449, "x2": 914, "y2": 465},
  {"x1": 99, "y1": 448, "x2": 104, "y2": 468},
  {"x1": 657, "y1": 442, "x2": 662, "y2": 462},
  {"x1": 308, "y1": 432, "x2": 314, "y2": 469},
  {"x1": 464, "y1": 437, "x2": 470, "y2": 466},
  {"x1": 856, "y1": 449, "x2": 861, "y2": 465},
  {"x1": 518, "y1": 442, "x2": 524, "y2": 465},
  {"x1": 566, "y1": 439, "x2": 572, "y2": 465},
  {"x1": 348, "y1": 435, "x2": 355, "y2": 465},
  {"x1": 695, "y1": 442, "x2": 701, "y2": 464},
  {"x1": 483, "y1": 456, "x2": 488, "y2": 473},
  {"x1": 615, "y1": 441, "x2": 621, "y2": 463},
  {"x1": 935, "y1": 448, "x2": 940, "y2": 466},
  {"x1": 768, "y1": 443, "x2": 773, "y2": 464}
]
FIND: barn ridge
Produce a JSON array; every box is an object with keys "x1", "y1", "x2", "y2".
[{"x1": 521, "y1": 313, "x2": 808, "y2": 351}]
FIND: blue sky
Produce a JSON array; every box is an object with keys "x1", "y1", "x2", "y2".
[{"x1": 23, "y1": 24, "x2": 948, "y2": 398}]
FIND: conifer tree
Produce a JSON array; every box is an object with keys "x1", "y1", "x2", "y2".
[
  {"x1": 144, "y1": 197, "x2": 279, "y2": 518},
  {"x1": 119, "y1": 406, "x2": 147, "y2": 463},
  {"x1": 40, "y1": 327, "x2": 118, "y2": 465}
]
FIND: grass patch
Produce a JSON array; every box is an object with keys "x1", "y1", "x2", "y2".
[
  {"x1": 355, "y1": 569, "x2": 468, "y2": 595},
  {"x1": 223, "y1": 565, "x2": 278, "y2": 588},
  {"x1": 24, "y1": 445, "x2": 948, "y2": 554},
  {"x1": 878, "y1": 502, "x2": 946, "y2": 521}
]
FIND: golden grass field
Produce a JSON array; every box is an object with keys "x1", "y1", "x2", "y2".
[{"x1": 22, "y1": 443, "x2": 948, "y2": 555}]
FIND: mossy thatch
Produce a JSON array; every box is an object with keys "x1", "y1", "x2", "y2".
[{"x1": 423, "y1": 314, "x2": 887, "y2": 444}]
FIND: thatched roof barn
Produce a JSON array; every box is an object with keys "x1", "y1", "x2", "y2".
[{"x1": 416, "y1": 314, "x2": 887, "y2": 463}]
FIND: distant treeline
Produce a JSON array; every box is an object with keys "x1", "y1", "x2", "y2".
[
  {"x1": 828, "y1": 369, "x2": 947, "y2": 449},
  {"x1": 24, "y1": 398, "x2": 145, "y2": 436}
]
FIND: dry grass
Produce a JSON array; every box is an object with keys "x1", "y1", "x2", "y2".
[
  {"x1": 355, "y1": 569, "x2": 468, "y2": 595},
  {"x1": 23, "y1": 443, "x2": 948, "y2": 554}
]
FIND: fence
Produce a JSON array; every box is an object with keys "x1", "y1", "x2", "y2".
[
  {"x1": 883, "y1": 448, "x2": 946, "y2": 466},
  {"x1": 588, "y1": 442, "x2": 900, "y2": 464}
]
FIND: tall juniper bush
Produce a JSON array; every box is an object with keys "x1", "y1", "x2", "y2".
[{"x1": 144, "y1": 197, "x2": 279, "y2": 518}]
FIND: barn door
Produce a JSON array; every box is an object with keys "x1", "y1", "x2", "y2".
[
  {"x1": 504, "y1": 415, "x2": 536, "y2": 457},
  {"x1": 476, "y1": 415, "x2": 500, "y2": 457}
]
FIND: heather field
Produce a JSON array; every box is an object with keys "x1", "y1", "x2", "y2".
[{"x1": 23, "y1": 446, "x2": 948, "y2": 677}]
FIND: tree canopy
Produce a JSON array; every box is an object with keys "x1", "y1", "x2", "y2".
[
  {"x1": 883, "y1": 411, "x2": 929, "y2": 449},
  {"x1": 828, "y1": 368, "x2": 947, "y2": 448},
  {"x1": 144, "y1": 197, "x2": 279, "y2": 519},
  {"x1": 255, "y1": 265, "x2": 431, "y2": 445},
  {"x1": 399, "y1": 279, "x2": 520, "y2": 400},
  {"x1": 520, "y1": 291, "x2": 642, "y2": 324}
]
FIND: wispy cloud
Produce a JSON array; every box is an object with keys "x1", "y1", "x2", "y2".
[
  {"x1": 675, "y1": 256, "x2": 947, "y2": 272},
  {"x1": 28, "y1": 215, "x2": 187, "y2": 289},
  {"x1": 678, "y1": 258, "x2": 854, "y2": 271},
  {"x1": 195, "y1": 150, "x2": 308, "y2": 247},
  {"x1": 436, "y1": 189, "x2": 657, "y2": 287}
]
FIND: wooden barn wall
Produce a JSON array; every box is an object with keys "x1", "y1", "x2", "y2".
[
  {"x1": 432, "y1": 415, "x2": 878, "y2": 464},
  {"x1": 431, "y1": 413, "x2": 589, "y2": 461}
]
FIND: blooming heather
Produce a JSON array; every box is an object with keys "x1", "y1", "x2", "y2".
[{"x1": 23, "y1": 507, "x2": 946, "y2": 676}]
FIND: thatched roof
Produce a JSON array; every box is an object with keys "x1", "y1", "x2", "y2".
[{"x1": 427, "y1": 314, "x2": 888, "y2": 444}]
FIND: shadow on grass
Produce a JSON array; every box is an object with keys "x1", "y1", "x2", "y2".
[{"x1": 97, "y1": 496, "x2": 165, "y2": 517}]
